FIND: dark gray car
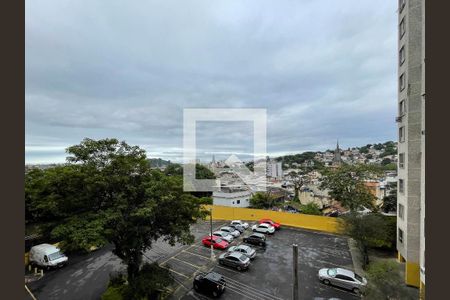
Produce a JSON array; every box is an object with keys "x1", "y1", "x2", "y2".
[
  {"x1": 243, "y1": 233, "x2": 266, "y2": 247},
  {"x1": 218, "y1": 252, "x2": 250, "y2": 271}
]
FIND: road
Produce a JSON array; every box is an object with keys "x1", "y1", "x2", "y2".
[{"x1": 27, "y1": 221, "x2": 220, "y2": 300}]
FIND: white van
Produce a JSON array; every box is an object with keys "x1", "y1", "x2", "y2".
[{"x1": 29, "y1": 244, "x2": 68, "y2": 268}]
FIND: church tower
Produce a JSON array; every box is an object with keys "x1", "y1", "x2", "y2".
[{"x1": 331, "y1": 140, "x2": 342, "y2": 167}]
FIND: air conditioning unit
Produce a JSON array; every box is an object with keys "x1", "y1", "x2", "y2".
[{"x1": 395, "y1": 116, "x2": 402, "y2": 122}]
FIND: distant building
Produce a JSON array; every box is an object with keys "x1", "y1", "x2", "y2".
[
  {"x1": 330, "y1": 140, "x2": 343, "y2": 168},
  {"x1": 266, "y1": 158, "x2": 283, "y2": 179}
]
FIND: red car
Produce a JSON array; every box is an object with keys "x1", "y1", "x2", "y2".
[
  {"x1": 259, "y1": 219, "x2": 281, "y2": 230},
  {"x1": 202, "y1": 235, "x2": 229, "y2": 250}
]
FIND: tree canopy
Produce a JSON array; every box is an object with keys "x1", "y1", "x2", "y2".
[
  {"x1": 320, "y1": 164, "x2": 381, "y2": 212},
  {"x1": 25, "y1": 138, "x2": 208, "y2": 289}
]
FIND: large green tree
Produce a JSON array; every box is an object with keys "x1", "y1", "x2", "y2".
[
  {"x1": 340, "y1": 212, "x2": 395, "y2": 268},
  {"x1": 249, "y1": 191, "x2": 277, "y2": 209},
  {"x1": 320, "y1": 164, "x2": 381, "y2": 212},
  {"x1": 25, "y1": 138, "x2": 208, "y2": 287}
]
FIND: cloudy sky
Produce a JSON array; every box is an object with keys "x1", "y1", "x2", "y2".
[{"x1": 26, "y1": 0, "x2": 398, "y2": 164}]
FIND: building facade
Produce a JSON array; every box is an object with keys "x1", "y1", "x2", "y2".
[
  {"x1": 396, "y1": 0, "x2": 425, "y2": 293},
  {"x1": 266, "y1": 160, "x2": 283, "y2": 180},
  {"x1": 212, "y1": 188, "x2": 252, "y2": 208}
]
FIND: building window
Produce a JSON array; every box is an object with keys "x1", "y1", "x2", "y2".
[
  {"x1": 399, "y1": 0, "x2": 406, "y2": 13},
  {"x1": 398, "y1": 228, "x2": 404, "y2": 243},
  {"x1": 399, "y1": 18, "x2": 406, "y2": 39},
  {"x1": 237, "y1": 200, "x2": 240, "y2": 204},
  {"x1": 399, "y1": 153, "x2": 405, "y2": 168},
  {"x1": 399, "y1": 46, "x2": 406, "y2": 66},
  {"x1": 399, "y1": 73, "x2": 406, "y2": 91},
  {"x1": 399, "y1": 100, "x2": 406, "y2": 116},
  {"x1": 398, "y1": 203, "x2": 404, "y2": 219},
  {"x1": 399, "y1": 179, "x2": 405, "y2": 193},
  {"x1": 399, "y1": 126, "x2": 405, "y2": 142}
]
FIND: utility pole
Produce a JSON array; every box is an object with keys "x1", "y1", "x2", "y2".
[
  {"x1": 293, "y1": 244, "x2": 299, "y2": 300},
  {"x1": 210, "y1": 207, "x2": 215, "y2": 260}
]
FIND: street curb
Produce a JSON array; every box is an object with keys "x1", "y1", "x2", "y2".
[{"x1": 348, "y1": 238, "x2": 365, "y2": 276}]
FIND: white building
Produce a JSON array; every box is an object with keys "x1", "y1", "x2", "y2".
[
  {"x1": 212, "y1": 187, "x2": 252, "y2": 208},
  {"x1": 266, "y1": 161, "x2": 283, "y2": 179}
]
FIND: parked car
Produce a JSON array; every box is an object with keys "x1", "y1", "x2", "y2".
[
  {"x1": 318, "y1": 268, "x2": 367, "y2": 295},
  {"x1": 220, "y1": 226, "x2": 240, "y2": 237},
  {"x1": 227, "y1": 244, "x2": 256, "y2": 259},
  {"x1": 243, "y1": 233, "x2": 266, "y2": 247},
  {"x1": 230, "y1": 220, "x2": 249, "y2": 229},
  {"x1": 259, "y1": 219, "x2": 281, "y2": 230},
  {"x1": 252, "y1": 223, "x2": 275, "y2": 234},
  {"x1": 218, "y1": 252, "x2": 251, "y2": 271},
  {"x1": 29, "y1": 243, "x2": 68, "y2": 269},
  {"x1": 202, "y1": 236, "x2": 229, "y2": 250},
  {"x1": 193, "y1": 272, "x2": 226, "y2": 297},
  {"x1": 229, "y1": 223, "x2": 245, "y2": 233},
  {"x1": 213, "y1": 231, "x2": 234, "y2": 243}
]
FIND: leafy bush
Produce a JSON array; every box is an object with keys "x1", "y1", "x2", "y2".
[
  {"x1": 363, "y1": 261, "x2": 414, "y2": 299},
  {"x1": 300, "y1": 203, "x2": 322, "y2": 215}
]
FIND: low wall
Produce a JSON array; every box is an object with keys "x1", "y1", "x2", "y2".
[{"x1": 204, "y1": 205, "x2": 341, "y2": 234}]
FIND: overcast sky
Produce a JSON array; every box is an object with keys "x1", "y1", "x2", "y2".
[{"x1": 26, "y1": 0, "x2": 398, "y2": 164}]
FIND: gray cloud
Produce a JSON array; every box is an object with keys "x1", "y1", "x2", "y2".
[{"x1": 26, "y1": 0, "x2": 397, "y2": 164}]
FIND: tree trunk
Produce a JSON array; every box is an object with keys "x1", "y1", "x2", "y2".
[
  {"x1": 293, "y1": 186, "x2": 299, "y2": 202},
  {"x1": 127, "y1": 251, "x2": 142, "y2": 283}
]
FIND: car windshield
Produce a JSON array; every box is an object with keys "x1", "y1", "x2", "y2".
[
  {"x1": 48, "y1": 251, "x2": 65, "y2": 261},
  {"x1": 327, "y1": 268, "x2": 337, "y2": 276},
  {"x1": 239, "y1": 254, "x2": 247, "y2": 261},
  {"x1": 355, "y1": 273, "x2": 363, "y2": 282},
  {"x1": 240, "y1": 246, "x2": 250, "y2": 252}
]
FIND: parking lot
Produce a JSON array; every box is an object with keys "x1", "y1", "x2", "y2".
[{"x1": 160, "y1": 220, "x2": 360, "y2": 300}]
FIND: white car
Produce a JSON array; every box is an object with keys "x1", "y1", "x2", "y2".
[
  {"x1": 212, "y1": 231, "x2": 234, "y2": 243},
  {"x1": 251, "y1": 223, "x2": 275, "y2": 234},
  {"x1": 220, "y1": 226, "x2": 240, "y2": 237},
  {"x1": 231, "y1": 220, "x2": 249, "y2": 229}
]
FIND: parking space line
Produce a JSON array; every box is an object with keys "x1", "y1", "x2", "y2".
[
  {"x1": 214, "y1": 265, "x2": 244, "y2": 275},
  {"x1": 182, "y1": 250, "x2": 212, "y2": 260},
  {"x1": 169, "y1": 256, "x2": 202, "y2": 269},
  {"x1": 159, "y1": 265, "x2": 189, "y2": 279}
]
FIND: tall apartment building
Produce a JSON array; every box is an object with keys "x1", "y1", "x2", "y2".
[{"x1": 396, "y1": 0, "x2": 425, "y2": 294}]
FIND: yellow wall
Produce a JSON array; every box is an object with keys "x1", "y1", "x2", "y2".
[
  {"x1": 419, "y1": 281, "x2": 425, "y2": 299},
  {"x1": 205, "y1": 205, "x2": 340, "y2": 234},
  {"x1": 405, "y1": 261, "x2": 420, "y2": 287}
]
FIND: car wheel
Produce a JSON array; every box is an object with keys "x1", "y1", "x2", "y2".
[
  {"x1": 236, "y1": 266, "x2": 242, "y2": 271},
  {"x1": 323, "y1": 279, "x2": 330, "y2": 285},
  {"x1": 243, "y1": 239, "x2": 247, "y2": 243},
  {"x1": 194, "y1": 284, "x2": 199, "y2": 291},
  {"x1": 353, "y1": 288, "x2": 361, "y2": 295},
  {"x1": 219, "y1": 260, "x2": 223, "y2": 265},
  {"x1": 212, "y1": 291, "x2": 219, "y2": 297},
  {"x1": 259, "y1": 242, "x2": 263, "y2": 246}
]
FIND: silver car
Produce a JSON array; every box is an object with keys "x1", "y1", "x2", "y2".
[
  {"x1": 220, "y1": 226, "x2": 240, "y2": 238},
  {"x1": 318, "y1": 268, "x2": 367, "y2": 294},
  {"x1": 218, "y1": 252, "x2": 250, "y2": 271},
  {"x1": 227, "y1": 244, "x2": 256, "y2": 259},
  {"x1": 212, "y1": 231, "x2": 234, "y2": 243}
]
